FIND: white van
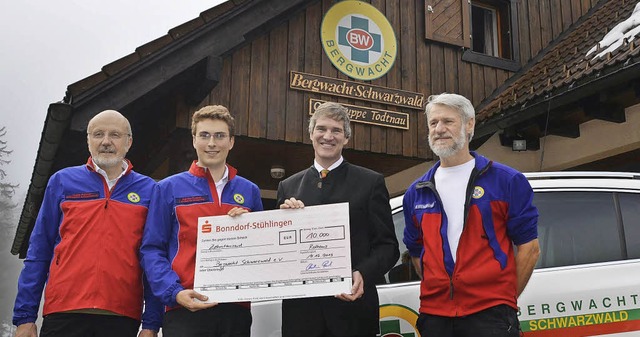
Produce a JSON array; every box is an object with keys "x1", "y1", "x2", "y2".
[{"x1": 251, "y1": 172, "x2": 640, "y2": 337}]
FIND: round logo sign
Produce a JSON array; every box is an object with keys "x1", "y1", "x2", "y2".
[
  {"x1": 127, "y1": 192, "x2": 141, "y2": 203},
  {"x1": 321, "y1": 1, "x2": 397, "y2": 81},
  {"x1": 472, "y1": 186, "x2": 485, "y2": 199},
  {"x1": 379, "y1": 304, "x2": 420, "y2": 337},
  {"x1": 233, "y1": 193, "x2": 245, "y2": 204}
]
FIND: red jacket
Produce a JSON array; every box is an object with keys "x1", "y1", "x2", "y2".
[
  {"x1": 403, "y1": 153, "x2": 538, "y2": 316},
  {"x1": 14, "y1": 158, "x2": 162, "y2": 330}
]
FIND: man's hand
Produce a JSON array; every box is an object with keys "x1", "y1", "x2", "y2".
[
  {"x1": 176, "y1": 289, "x2": 218, "y2": 312},
  {"x1": 137, "y1": 329, "x2": 157, "y2": 337},
  {"x1": 279, "y1": 197, "x2": 305, "y2": 209},
  {"x1": 14, "y1": 322, "x2": 37, "y2": 337},
  {"x1": 336, "y1": 270, "x2": 364, "y2": 302},
  {"x1": 227, "y1": 207, "x2": 248, "y2": 217},
  {"x1": 411, "y1": 256, "x2": 422, "y2": 280},
  {"x1": 516, "y1": 239, "x2": 540, "y2": 297}
]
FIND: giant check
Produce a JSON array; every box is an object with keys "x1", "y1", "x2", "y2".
[{"x1": 194, "y1": 202, "x2": 352, "y2": 302}]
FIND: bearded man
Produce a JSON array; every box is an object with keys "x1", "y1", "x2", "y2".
[
  {"x1": 402, "y1": 93, "x2": 540, "y2": 337},
  {"x1": 13, "y1": 110, "x2": 161, "y2": 337}
]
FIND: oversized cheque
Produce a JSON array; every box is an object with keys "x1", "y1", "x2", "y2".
[{"x1": 194, "y1": 202, "x2": 352, "y2": 302}]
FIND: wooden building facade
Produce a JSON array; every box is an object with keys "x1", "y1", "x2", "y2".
[
  {"x1": 140, "y1": 0, "x2": 600, "y2": 190},
  {"x1": 13, "y1": 0, "x2": 640, "y2": 256}
]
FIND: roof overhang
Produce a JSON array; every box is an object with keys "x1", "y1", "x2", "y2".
[{"x1": 12, "y1": 0, "x2": 317, "y2": 257}]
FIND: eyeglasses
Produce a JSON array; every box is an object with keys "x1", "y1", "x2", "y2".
[
  {"x1": 196, "y1": 132, "x2": 230, "y2": 142},
  {"x1": 88, "y1": 131, "x2": 130, "y2": 140}
]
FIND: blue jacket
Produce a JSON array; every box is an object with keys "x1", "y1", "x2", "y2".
[
  {"x1": 140, "y1": 162, "x2": 263, "y2": 308},
  {"x1": 13, "y1": 158, "x2": 162, "y2": 330},
  {"x1": 403, "y1": 152, "x2": 538, "y2": 316}
]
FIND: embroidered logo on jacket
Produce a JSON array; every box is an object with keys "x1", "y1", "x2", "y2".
[
  {"x1": 414, "y1": 203, "x2": 435, "y2": 209},
  {"x1": 65, "y1": 192, "x2": 100, "y2": 200},
  {"x1": 233, "y1": 193, "x2": 245, "y2": 204},
  {"x1": 176, "y1": 195, "x2": 208, "y2": 205},
  {"x1": 472, "y1": 186, "x2": 485, "y2": 199},
  {"x1": 127, "y1": 192, "x2": 141, "y2": 203}
]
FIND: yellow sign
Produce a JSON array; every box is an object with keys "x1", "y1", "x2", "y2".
[
  {"x1": 379, "y1": 304, "x2": 421, "y2": 337},
  {"x1": 321, "y1": 1, "x2": 397, "y2": 81}
]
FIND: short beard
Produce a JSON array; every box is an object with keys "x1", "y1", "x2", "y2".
[
  {"x1": 429, "y1": 127, "x2": 467, "y2": 158},
  {"x1": 93, "y1": 155, "x2": 123, "y2": 169}
]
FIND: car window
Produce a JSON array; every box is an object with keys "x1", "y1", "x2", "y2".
[
  {"x1": 392, "y1": 210, "x2": 405, "y2": 264},
  {"x1": 534, "y1": 191, "x2": 624, "y2": 269},
  {"x1": 386, "y1": 189, "x2": 640, "y2": 280},
  {"x1": 385, "y1": 208, "x2": 420, "y2": 284},
  {"x1": 620, "y1": 192, "x2": 640, "y2": 259}
]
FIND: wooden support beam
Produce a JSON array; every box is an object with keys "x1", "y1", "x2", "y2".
[
  {"x1": 584, "y1": 102, "x2": 626, "y2": 123},
  {"x1": 546, "y1": 122, "x2": 580, "y2": 138},
  {"x1": 186, "y1": 56, "x2": 223, "y2": 106}
]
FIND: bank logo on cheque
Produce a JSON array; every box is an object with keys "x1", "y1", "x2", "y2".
[
  {"x1": 321, "y1": 0, "x2": 397, "y2": 81},
  {"x1": 379, "y1": 304, "x2": 419, "y2": 337}
]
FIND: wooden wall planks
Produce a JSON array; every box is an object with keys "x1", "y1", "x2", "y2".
[{"x1": 202, "y1": 0, "x2": 597, "y2": 160}]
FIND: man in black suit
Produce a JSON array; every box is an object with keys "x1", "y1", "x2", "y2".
[{"x1": 277, "y1": 102, "x2": 399, "y2": 337}]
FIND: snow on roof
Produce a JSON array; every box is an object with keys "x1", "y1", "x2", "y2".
[{"x1": 587, "y1": 1, "x2": 640, "y2": 59}]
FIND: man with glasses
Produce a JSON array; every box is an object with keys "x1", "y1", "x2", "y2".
[
  {"x1": 140, "y1": 105, "x2": 263, "y2": 337},
  {"x1": 277, "y1": 102, "x2": 399, "y2": 337},
  {"x1": 12, "y1": 110, "x2": 162, "y2": 337}
]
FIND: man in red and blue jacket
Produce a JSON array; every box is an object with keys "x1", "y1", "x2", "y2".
[
  {"x1": 403, "y1": 93, "x2": 539, "y2": 337},
  {"x1": 13, "y1": 110, "x2": 162, "y2": 337},
  {"x1": 140, "y1": 105, "x2": 263, "y2": 337}
]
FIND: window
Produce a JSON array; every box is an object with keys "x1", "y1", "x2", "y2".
[
  {"x1": 424, "y1": 0, "x2": 519, "y2": 71},
  {"x1": 386, "y1": 208, "x2": 420, "y2": 284},
  {"x1": 471, "y1": 1, "x2": 512, "y2": 59},
  {"x1": 620, "y1": 193, "x2": 640, "y2": 259},
  {"x1": 534, "y1": 192, "x2": 626, "y2": 269}
]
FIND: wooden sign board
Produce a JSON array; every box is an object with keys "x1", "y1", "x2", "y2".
[
  {"x1": 291, "y1": 71, "x2": 424, "y2": 110},
  {"x1": 309, "y1": 98, "x2": 409, "y2": 130}
]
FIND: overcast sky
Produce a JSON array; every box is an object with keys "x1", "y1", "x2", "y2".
[
  {"x1": 0, "y1": 0, "x2": 226, "y2": 199},
  {"x1": 0, "y1": 0, "x2": 225, "y2": 327}
]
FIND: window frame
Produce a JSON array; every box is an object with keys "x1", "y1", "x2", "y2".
[
  {"x1": 470, "y1": 2, "x2": 500, "y2": 56},
  {"x1": 533, "y1": 190, "x2": 628, "y2": 269},
  {"x1": 463, "y1": 0, "x2": 520, "y2": 71}
]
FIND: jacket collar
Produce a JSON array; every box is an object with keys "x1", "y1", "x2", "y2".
[
  {"x1": 86, "y1": 157, "x2": 133, "y2": 176},
  {"x1": 418, "y1": 151, "x2": 492, "y2": 188},
  {"x1": 188, "y1": 160, "x2": 237, "y2": 180}
]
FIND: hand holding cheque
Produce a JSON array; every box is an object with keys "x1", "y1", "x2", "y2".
[
  {"x1": 280, "y1": 198, "x2": 364, "y2": 302},
  {"x1": 193, "y1": 202, "x2": 353, "y2": 303}
]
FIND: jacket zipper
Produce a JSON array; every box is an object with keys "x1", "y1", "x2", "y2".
[
  {"x1": 103, "y1": 175, "x2": 118, "y2": 208},
  {"x1": 425, "y1": 181, "x2": 457, "y2": 300},
  {"x1": 426, "y1": 160, "x2": 492, "y2": 304},
  {"x1": 449, "y1": 276, "x2": 454, "y2": 300},
  {"x1": 104, "y1": 183, "x2": 111, "y2": 208}
]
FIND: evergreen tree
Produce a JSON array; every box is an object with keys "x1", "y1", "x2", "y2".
[
  {"x1": 0, "y1": 126, "x2": 18, "y2": 238},
  {"x1": 0, "y1": 126, "x2": 19, "y2": 332}
]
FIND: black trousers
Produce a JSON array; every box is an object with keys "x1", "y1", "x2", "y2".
[
  {"x1": 416, "y1": 304, "x2": 521, "y2": 337},
  {"x1": 163, "y1": 303, "x2": 252, "y2": 337},
  {"x1": 41, "y1": 313, "x2": 140, "y2": 337}
]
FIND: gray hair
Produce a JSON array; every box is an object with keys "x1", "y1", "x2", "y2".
[
  {"x1": 425, "y1": 93, "x2": 475, "y2": 140},
  {"x1": 308, "y1": 102, "x2": 352, "y2": 138}
]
